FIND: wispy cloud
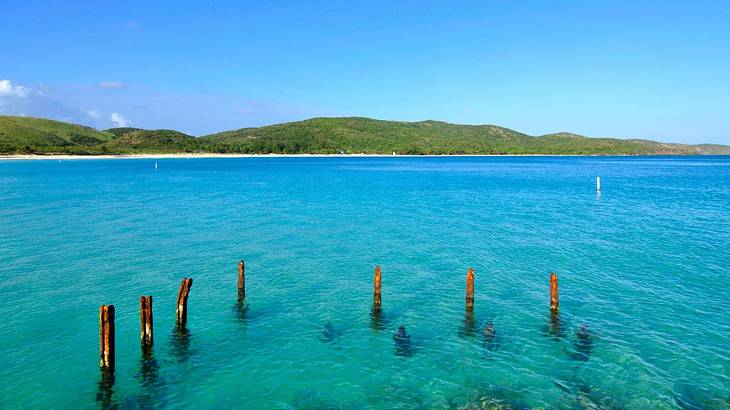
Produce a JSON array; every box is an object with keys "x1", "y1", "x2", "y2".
[
  {"x1": 110, "y1": 112, "x2": 130, "y2": 127},
  {"x1": 99, "y1": 81, "x2": 127, "y2": 90},
  {"x1": 0, "y1": 79, "x2": 30, "y2": 97},
  {"x1": 0, "y1": 79, "x2": 95, "y2": 124},
  {"x1": 1, "y1": 79, "x2": 324, "y2": 134}
]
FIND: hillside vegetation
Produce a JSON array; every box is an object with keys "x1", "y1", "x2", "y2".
[{"x1": 1, "y1": 115, "x2": 728, "y2": 155}]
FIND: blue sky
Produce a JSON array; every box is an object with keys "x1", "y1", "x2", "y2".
[{"x1": 1, "y1": 1, "x2": 729, "y2": 143}]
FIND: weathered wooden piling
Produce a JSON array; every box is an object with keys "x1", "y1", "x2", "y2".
[
  {"x1": 140, "y1": 296, "x2": 153, "y2": 348},
  {"x1": 549, "y1": 272, "x2": 559, "y2": 314},
  {"x1": 176, "y1": 278, "x2": 193, "y2": 327},
  {"x1": 465, "y1": 268, "x2": 475, "y2": 311},
  {"x1": 373, "y1": 265, "x2": 382, "y2": 308},
  {"x1": 99, "y1": 305, "x2": 115, "y2": 372},
  {"x1": 237, "y1": 260, "x2": 245, "y2": 301}
]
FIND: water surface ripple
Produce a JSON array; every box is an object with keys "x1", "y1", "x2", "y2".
[{"x1": 0, "y1": 156, "x2": 728, "y2": 409}]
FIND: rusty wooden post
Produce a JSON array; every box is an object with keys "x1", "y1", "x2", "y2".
[
  {"x1": 465, "y1": 267, "x2": 475, "y2": 311},
  {"x1": 176, "y1": 278, "x2": 193, "y2": 327},
  {"x1": 373, "y1": 265, "x2": 382, "y2": 309},
  {"x1": 550, "y1": 272, "x2": 559, "y2": 314},
  {"x1": 99, "y1": 305, "x2": 115, "y2": 372},
  {"x1": 140, "y1": 296, "x2": 153, "y2": 348},
  {"x1": 237, "y1": 260, "x2": 245, "y2": 301}
]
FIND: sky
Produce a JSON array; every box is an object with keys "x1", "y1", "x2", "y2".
[{"x1": 1, "y1": 1, "x2": 729, "y2": 143}]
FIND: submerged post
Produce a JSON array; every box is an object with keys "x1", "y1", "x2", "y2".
[
  {"x1": 373, "y1": 265, "x2": 382, "y2": 309},
  {"x1": 465, "y1": 268, "x2": 475, "y2": 311},
  {"x1": 176, "y1": 278, "x2": 193, "y2": 327},
  {"x1": 99, "y1": 305, "x2": 115, "y2": 372},
  {"x1": 140, "y1": 296, "x2": 153, "y2": 348},
  {"x1": 549, "y1": 272, "x2": 559, "y2": 314},
  {"x1": 237, "y1": 260, "x2": 245, "y2": 301}
]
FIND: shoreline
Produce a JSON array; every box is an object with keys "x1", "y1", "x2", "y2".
[{"x1": 0, "y1": 153, "x2": 719, "y2": 161}]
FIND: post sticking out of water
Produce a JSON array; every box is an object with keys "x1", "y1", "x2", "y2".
[
  {"x1": 176, "y1": 278, "x2": 193, "y2": 327},
  {"x1": 373, "y1": 265, "x2": 382, "y2": 309},
  {"x1": 465, "y1": 268, "x2": 475, "y2": 311},
  {"x1": 99, "y1": 305, "x2": 115, "y2": 372},
  {"x1": 596, "y1": 176, "x2": 601, "y2": 192},
  {"x1": 549, "y1": 272, "x2": 559, "y2": 314},
  {"x1": 140, "y1": 296, "x2": 153, "y2": 349},
  {"x1": 237, "y1": 260, "x2": 245, "y2": 301}
]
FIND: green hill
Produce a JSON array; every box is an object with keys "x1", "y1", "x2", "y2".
[
  {"x1": 201, "y1": 117, "x2": 726, "y2": 155},
  {"x1": 0, "y1": 115, "x2": 112, "y2": 153},
  {"x1": 105, "y1": 128, "x2": 201, "y2": 153},
  {"x1": 1, "y1": 115, "x2": 728, "y2": 155}
]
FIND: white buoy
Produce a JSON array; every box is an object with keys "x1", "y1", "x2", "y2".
[
  {"x1": 596, "y1": 176, "x2": 601, "y2": 192},
  {"x1": 155, "y1": 162, "x2": 158, "y2": 170}
]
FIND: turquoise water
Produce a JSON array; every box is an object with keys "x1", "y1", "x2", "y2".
[{"x1": 0, "y1": 156, "x2": 729, "y2": 409}]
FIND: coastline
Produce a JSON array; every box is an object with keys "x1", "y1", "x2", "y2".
[{"x1": 0, "y1": 153, "x2": 706, "y2": 161}]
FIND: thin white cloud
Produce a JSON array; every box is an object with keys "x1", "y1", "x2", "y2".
[
  {"x1": 0, "y1": 79, "x2": 92, "y2": 123},
  {"x1": 87, "y1": 110, "x2": 101, "y2": 119},
  {"x1": 110, "y1": 112, "x2": 130, "y2": 127},
  {"x1": 99, "y1": 81, "x2": 127, "y2": 90},
  {"x1": 0, "y1": 79, "x2": 30, "y2": 97}
]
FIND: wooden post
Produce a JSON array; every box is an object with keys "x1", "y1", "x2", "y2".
[
  {"x1": 373, "y1": 265, "x2": 382, "y2": 308},
  {"x1": 99, "y1": 305, "x2": 115, "y2": 372},
  {"x1": 465, "y1": 268, "x2": 475, "y2": 311},
  {"x1": 237, "y1": 260, "x2": 245, "y2": 301},
  {"x1": 140, "y1": 296, "x2": 153, "y2": 348},
  {"x1": 550, "y1": 272, "x2": 559, "y2": 314},
  {"x1": 176, "y1": 278, "x2": 193, "y2": 327}
]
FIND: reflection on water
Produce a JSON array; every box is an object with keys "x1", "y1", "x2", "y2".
[
  {"x1": 370, "y1": 307, "x2": 387, "y2": 331},
  {"x1": 234, "y1": 300, "x2": 248, "y2": 322},
  {"x1": 543, "y1": 313, "x2": 566, "y2": 341},
  {"x1": 459, "y1": 309, "x2": 476, "y2": 338},
  {"x1": 171, "y1": 326, "x2": 192, "y2": 363},
  {"x1": 95, "y1": 370, "x2": 116, "y2": 410},
  {"x1": 137, "y1": 348, "x2": 163, "y2": 409}
]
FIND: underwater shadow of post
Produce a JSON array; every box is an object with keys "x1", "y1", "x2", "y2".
[
  {"x1": 393, "y1": 325, "x2": 413, "y2": 357},
  {"x1": 319, "y1": 321, "x2": 344, "y2": 344},
  {"x1": 481, "y1": 321, "x2": 501, "y2": 352},
  {"x1": 568, "y1": 324, "x2": 593, "y2": 361}
]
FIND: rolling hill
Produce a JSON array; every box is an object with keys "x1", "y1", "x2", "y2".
[{"x1": 1, "y1": 115, "x2": 728, "y2": 155}]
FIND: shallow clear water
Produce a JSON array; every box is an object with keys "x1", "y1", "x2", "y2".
[{"x1": 0, "y1": 156, "x2": 729, "y2": 409}]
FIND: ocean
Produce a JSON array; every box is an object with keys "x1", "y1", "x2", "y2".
[{"x1": 0, "y1": 156, "x2": 728, "y2": 409}]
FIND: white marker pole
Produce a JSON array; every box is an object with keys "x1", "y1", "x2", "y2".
[{"x1": 596, "y1": 176, "x2": 601, "y2": 192}]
